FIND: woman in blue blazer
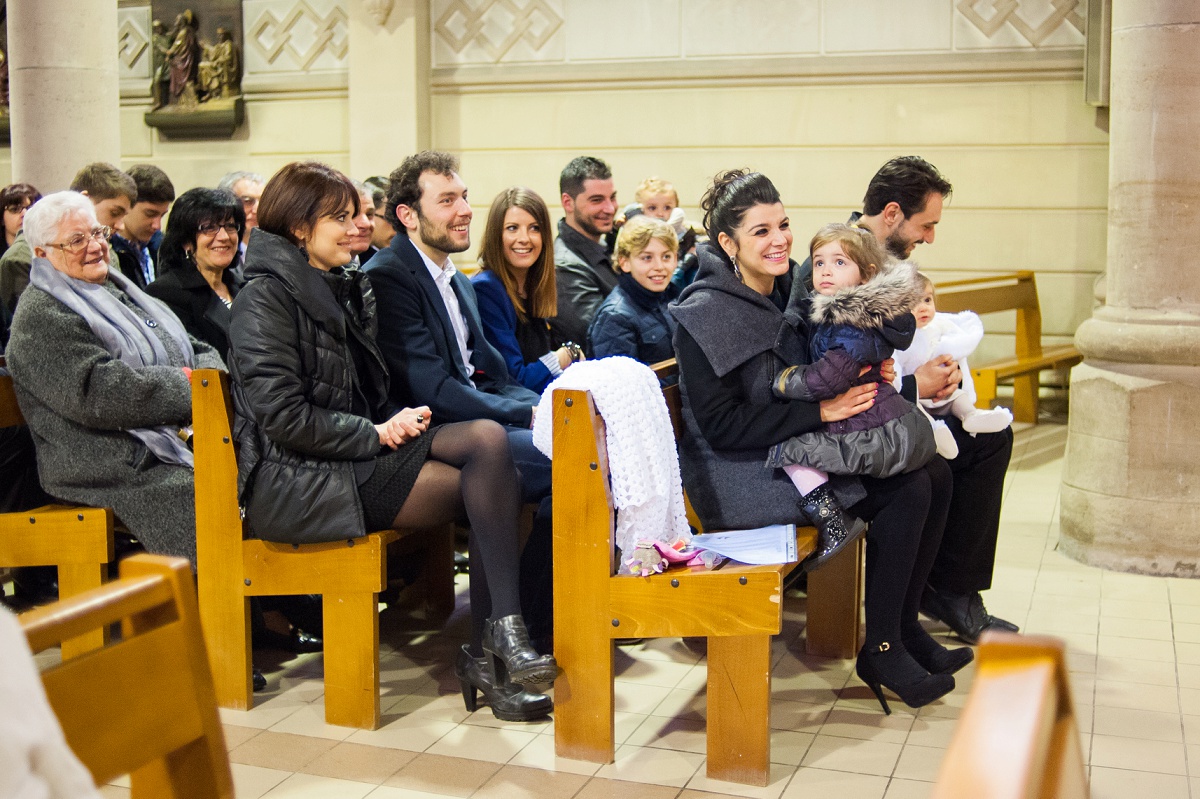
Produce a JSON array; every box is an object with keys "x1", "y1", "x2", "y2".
[{"x1": 472, "y1": 187, "x2": 581, "y2": 393}]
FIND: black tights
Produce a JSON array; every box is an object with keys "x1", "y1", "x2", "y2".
[
  {"x1": 849, "y1": 457, "x2": 952, "y2": 651},
  {"x1": 392, "y1": 420, "x2": 523, "y2": 653}
]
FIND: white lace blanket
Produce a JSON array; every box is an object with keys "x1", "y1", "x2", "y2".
[{"x1": 532, "y1": 356, "x2": 691, "y2": 555}]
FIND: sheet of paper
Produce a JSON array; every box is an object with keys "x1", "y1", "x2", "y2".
[{"x1": 689, "y1": 524, "x2": 798, "y2": 565}]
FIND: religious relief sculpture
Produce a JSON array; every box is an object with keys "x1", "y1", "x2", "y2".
[
  {"x1": 145, "y1": 5, "x2": 244, "y2": 138},
  {"x1": 0, "y1": 47, "x2": 9, "y2": 114}
]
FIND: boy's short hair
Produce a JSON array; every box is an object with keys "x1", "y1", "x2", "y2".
[
  {"x1": 69, "y1": 162, "x2": 137, "y2": 204},
  {"x1": 634, "y1": 176, "x2": 679, "y2": 206},
  {"x1": 127, "y1": 163, "x2": 176, "y2": 205},
  {"x1": 810, "y1": 222, "x2": 889, "y2": 283},
  {"x1": 559, "y1": 156, "x2": 611, "y2": 200},
  {"x1": 613, "y1": 215, "x2": 678, "y2": 271}
]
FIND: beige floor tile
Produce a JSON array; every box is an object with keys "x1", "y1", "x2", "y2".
[
  {"x1": 1029, "y1": 593, "x2": 1102, "y2": 616},
  {"x1": 229, "y1": 763, "x2": 292, "y2": 799},
  {"x1": 801, "y1": 735, "x2": 902, "y2": 777},
  {"x1": 903, "y1": 715, "x2": 960, "y2": 749},
  {"x1": 300, "y1": 742, "x2": 415, "y2": 784},
  {"x1": 1182, "y1": 714, "x2": 1200, "y2": 745},
  {"x1": 1093, "y1": 679, "x2": 1180, "y2": 713},
  {"x1": 345, "y1": 716, "x2": 458, "y2": 752},
  {"x1": 1094, "y1": 655, "x2": 1178, "y2": 687},
  {"x1": 1022, "y1": 610, "x2": 1100, "y2": 637},
  {"x1": 269, "y1": 704, "x2": 360, "y2": 741},
  {"x1": 632, "y1": 637, "x2": 707, "y2": 665},
  {"x1": 612, "y1": 680, "x2": 673, "y2": 713},
  {"x1": 819, "y1": 705, "x2": 915, "y2": 744},
  {"x1": 229, "y1": 731, "x2": 338, "y2": 773},
  {"x1": 780, "y1": 767, "x2": 888, "y2": 799},
  {"x1": 1172, "y1": 603, "x2": 1200, "y2": 624},
  {"x1": 1099, "y1": 598, "x2": 1172, "y2": 621},
  {"x1": 384, "y1": 690, "x2": 473, "y2": 724},
  {"x1": 595, "y1": 744, "x2": 705, "y2": 787},
  {"x1": 1091, "y1": 706, "x2": 1183, "y2": 743},
  {"x1": 1032, "y1": 576, "x2": 1102, "y2": 600},
  {"x1": 223, "y1": 724, "x2": 262, "y2": 750},
  {"x1": 1174, "y1": 622, "x2": 1200, "y2": 644},
  {"x1": 364, "y1": 786, "x2": 463, "y2": 799},
  {"x1": 624, "y1": 715, "x2": 708, "y2": 754},
  {"x1": 1096, "y1": 635, "x2": 1177, "y2": 663},
  {"x1": 97, "y1": 787, "x2": 130, "y2": 798},
  {"x1": 1089, "y1": 734, "x2": 1186, "y2": 775},
  {"x1": 1188, "y1": 744, "x2": 1200, "y2": 774},
  {"x1": 424, "y1": 722, "x2": 538, "y2": 763},
  {"x1": 1168, "y1": 579, "x2": 1200, "y2": 605},
  {"x1": 383, "y1": 753, "x2": 502, "y2": 797},
  {"x1": 470, "y1": 764, "x2": 589, "y2": 799},
  {"x1": 1176, "y1": 642, "x2": 1200, "y2": 665},
  {"x1": 613, "y1": 658, "x2": 696, "y2": 688},
  {"x1": 649, "y1": 686, "x2": 706, "y2": 721},
  {"x1": 259, "y1": 773, "x2": 375, "y2": 798},
  {"x1": 580, "y1": 777, "x2": 683, "y2": 799},
  {"x1": 771, "y1": 699, "x2": 832, "y2": 734},
  {"x1": 1088, "y1": 767, "x2": 1189, "y2": 799},
  {"x1": 1101, "y1": 578, "x2": 1169, "y2": 603},
  {"x1": 883, "y1": 778, "x2": 934, "y2": 798},
  {"x1": 891, "y1": 744, "x2": 945, "y2": 782},
  {"x1": 1180, "y1": 687, "x2": 1200, "y2": 716},
  {"x1": 1099, "y1": 616, "x2": 1174, "y2": 641},
  {"x1": 769, "y1": 730, "x2": 816, "y2": 766},
  {"x1": 685, "y1": 763, "x2": 795, "y2": 799},
  {"x1": 506, "y1": 734, "x2": 603, "y2": 776},
  {"x1": 219, "y1": 702, "x2": 305, "y2": 731}
]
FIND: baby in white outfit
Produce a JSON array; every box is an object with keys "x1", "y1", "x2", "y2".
[{"x1": 893, "y1": 272, "x2": 1012, "y2": 459}]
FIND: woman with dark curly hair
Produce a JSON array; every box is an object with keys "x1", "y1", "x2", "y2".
[{"x1": 147, "y1": 187, "x2": 245, "y2": 359}]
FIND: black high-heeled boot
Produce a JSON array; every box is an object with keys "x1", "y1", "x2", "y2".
[
  {"x1": 455, "y1": 645, "x2": 552, "y2": 722},
  {"x1": 800, "y1": 484, "x2": 867, "y2": 572},
  {"x1": 482, "y1": 615, "x2": 558, "y2": 685},
  {"x1": 903, "y1": 629, "x2": 973, "y2": 675},
  {"x1": 855, "y1": 642, "x2": 955, "y2": 715}
]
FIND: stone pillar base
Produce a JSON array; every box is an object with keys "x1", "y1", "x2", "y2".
[{"x1": 1060, "y1": 361, "x2": 1200, "y2": 578}]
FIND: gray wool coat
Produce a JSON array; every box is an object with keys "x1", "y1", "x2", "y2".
[{"x1": 5, "y1": 283, "x2": 224, "y2": 564}]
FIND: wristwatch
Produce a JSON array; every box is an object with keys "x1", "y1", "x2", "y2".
[{"x1": 562, "y1": 341, "x2": 585, "y2": 362}]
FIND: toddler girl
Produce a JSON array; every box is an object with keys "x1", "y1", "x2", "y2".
[{"x1": 765, "y1": 224, "x2": 937, "y2": 556}]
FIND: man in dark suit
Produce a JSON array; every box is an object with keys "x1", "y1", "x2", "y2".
[{"x1": 366, "y1": 151, "x2": 552, "y2": 639}]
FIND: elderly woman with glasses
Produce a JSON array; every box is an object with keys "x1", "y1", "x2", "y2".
[
  {"x1": 4, "y1": 190, "x2": 224, "y2": 564},
  {"x1": 147, "y1": 187, "x2": 246, "y2": 360}
]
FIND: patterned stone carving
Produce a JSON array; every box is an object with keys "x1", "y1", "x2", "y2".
[
  {"x1": 957, "y1": 0, "x2": 1084, "y2": 47},
  {"x1": 434, "y1": 0, "x2": 564, "y2": 63},
  {"x1": 244, "y1": 0, "x2": 349, "y2": 74},
  {"x1": 117, "y1": 6, "x2": 153, "y2": 80},
  {"x1": 364, "y1": 0, "x2": 395, "y2": 26}
]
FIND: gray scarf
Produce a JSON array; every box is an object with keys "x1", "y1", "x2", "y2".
[{"x1": 29, "y1": 256, "x2": 196, "y2": 467}]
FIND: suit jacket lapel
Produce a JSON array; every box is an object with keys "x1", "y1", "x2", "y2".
[{"x1": 400, "y1": 238, "x2": 470, "y2": 380}]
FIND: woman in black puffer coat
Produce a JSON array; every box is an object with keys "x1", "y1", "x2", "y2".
[{"x1": 228, "y1": 162, "x2": 554, "y2": 722}]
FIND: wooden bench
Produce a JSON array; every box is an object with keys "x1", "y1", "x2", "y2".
[
  {"x1": 933, "y1": 632, "x2": 1087, "y2": 798},
  {"x1": 190, "y1": 369, "x2": 454, "y2": 729},
  {"x1": 21, "y1": 553, "x2": 234, "y2": 798},
  {"x1": 935, "y1": 271, "x2": 1081, "y2": 424},
  {"x1": 0, "y1": 371, "x2": 114, "y2": 660},
  {"x1": 551, "y1": 360, "x2": 864, "y2": 786}
]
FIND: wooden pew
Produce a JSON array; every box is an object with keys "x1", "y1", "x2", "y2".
[
  {"x1": 190, "y1": 369, "x2": 454, "y2": 729},
  {"x1": 0, "y1": 371, "x2": 114, "y2": 659},
  {"x1": 552, "y1": 360, "x2": 863, "y2": 786},
  {"x1": 933, "y1": 633, "x2": 1088, "y2": 799},
  {"x1": 934, "y1": 271, "x2": 1081, "y2": 424},
  {"x1": 21, "y1": 553, "x2": 234, "y2": 798}
]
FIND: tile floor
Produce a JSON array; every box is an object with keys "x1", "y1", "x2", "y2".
[{"x1": 85, "y1": 422, "x2": 1200, "y2": 797}]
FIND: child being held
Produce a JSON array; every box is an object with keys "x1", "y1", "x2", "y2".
[
  {"x1": 892, "y1": 273, "x2": 1012, "y2": 458},
  {"x1": 588, "y1": 215, "x2": 679, "y2": 377},
  {"x1": 764, "y1": 224, "x2": 938, "y2": 565},
  {"x1": 619, "y1": 177, "x2": 704, "y2": 290}
]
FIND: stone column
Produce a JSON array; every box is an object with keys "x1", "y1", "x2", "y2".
[
  {"x1": 348, "y1": 0, "x2": 430, "y2": 180},
  {"x1": 8, "y1": 0, "x2": 121, "y2": 191},
  {"x1": 1061, "y1": 1, "x2": 1200, "y2": 577}
]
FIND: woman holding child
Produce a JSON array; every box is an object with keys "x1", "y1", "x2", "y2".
[{"x1": 671, "y1": 170, "x2": 966, "y2": 713}]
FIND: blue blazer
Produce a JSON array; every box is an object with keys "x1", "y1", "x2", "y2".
[
  {"x1": 471, "y1": 270, "x2": 555, "y2": 393},
  {"x1": 366, "y1": 234, "x2": 539, "y2": 428}
]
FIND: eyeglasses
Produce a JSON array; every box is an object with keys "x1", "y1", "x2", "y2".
[
  {"x1": 51, "y1": 226, "x2": 111, "y2": 254},
  {"x1": 4, "y1": 202, "x2": 30, "y2": 214},
  {"x1": 198, "y1": 221, "x2": 240, "y2": 237}
]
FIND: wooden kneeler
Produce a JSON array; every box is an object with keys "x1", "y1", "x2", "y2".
[
  {"x1": 190, "y1": 369, "x2": 450, "y2": 729},
  {"x1": 551, "y1": 388, "x2": 818, "y2": 786}
]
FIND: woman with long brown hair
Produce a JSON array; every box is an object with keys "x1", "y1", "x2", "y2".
[{"x1": 472, "y1": 187, "x2": 581, "y2": 393}]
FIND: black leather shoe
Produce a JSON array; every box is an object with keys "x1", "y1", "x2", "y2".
[
  {"x1": 456, "y1": 645, "x2": 552, "y2": 722},
  {"x1": 799, "y1": 484, "x2": 867, "y2": 572},
  {"x1": 921, "y1": 587, "x2": 1019, "y2": 645},
  {"x1": 257, "y1": 627, "x2": 324, "y2": 653},
  {"x1": 482, "y1": 615, "x2": 558, "y2": 685},
  {"x1": 253, "y1": 668, "x2": 267, "y2": 692}
]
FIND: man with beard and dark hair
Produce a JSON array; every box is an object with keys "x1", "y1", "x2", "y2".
[
  {"x1": 551, "y1": 155, "x2": 618, "y2": 345},
  {"x1": 801, "y1": 155, "x2": 1017, "y2": 644},
  {"x1": 367, "y1": 151, "x2": 554, "y2": 650}
]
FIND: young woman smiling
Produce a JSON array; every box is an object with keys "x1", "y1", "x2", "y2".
[{"x1": 472, "y1": 187, "x2": 581, "y2": 393}]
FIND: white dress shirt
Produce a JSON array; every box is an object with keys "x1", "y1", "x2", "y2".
[{"x1": 417, "y1": 246, "x2": 475, "y2": 382}]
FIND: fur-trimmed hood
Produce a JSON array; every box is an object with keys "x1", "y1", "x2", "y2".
[{"x1": 809, "y1": 261, "x2": 923, "y2": 329}]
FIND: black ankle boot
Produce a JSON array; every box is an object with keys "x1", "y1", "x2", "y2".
[
  {"x1": 855, "y1": 642, "x2": 954, "y2": 715},
  {"x1": 456, "y1": 645, "x2": 552, "y2": 722},
  {"x1": 903, "y1": 629, "x2": 974, "y2": 675},
  {"x1": 482, "y1": 615, "x2": 558, "y2": 685},
  {"x1": 800, "y1": 484, "x2": 867, "y2": 572}
]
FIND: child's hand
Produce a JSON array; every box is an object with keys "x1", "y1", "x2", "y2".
[
  {"x1": 820, "y1": 383, "x2": 876, "y2": 423},
  {"x1": 878, "y1": 359, "x2": 896, "y2": 383}
]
